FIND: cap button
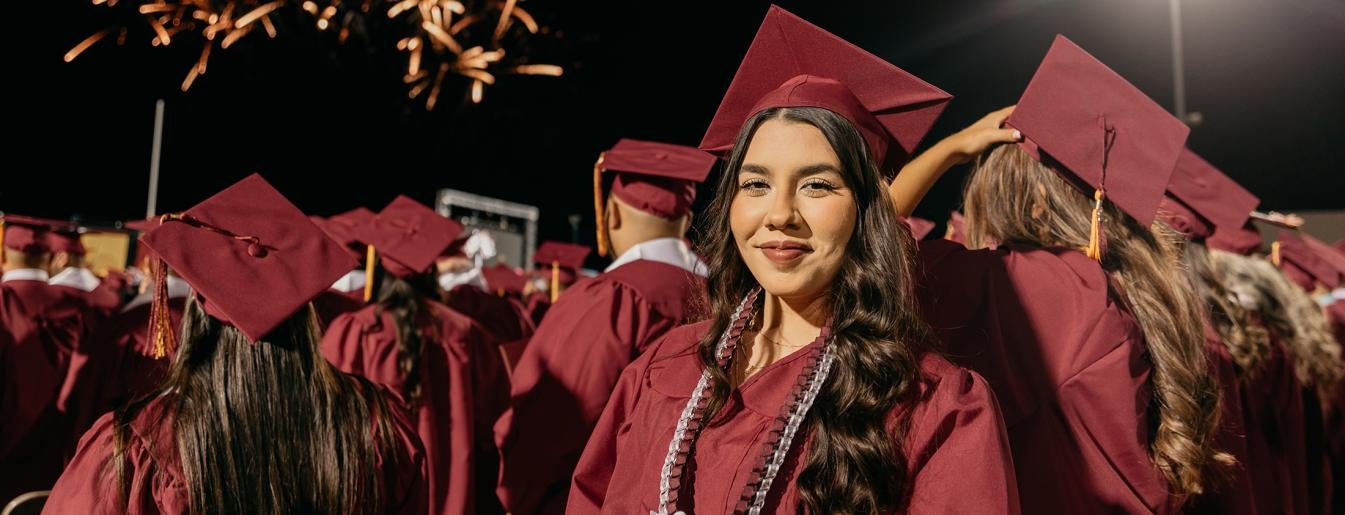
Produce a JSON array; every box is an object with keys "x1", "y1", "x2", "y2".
[{"x1": 248, "y1": 243, "x2": 269, "y2": 258}]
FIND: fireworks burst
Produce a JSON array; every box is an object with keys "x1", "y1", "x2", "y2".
[
  {"x1": 66, "y1": 0, "x2": 564, "y2": 107},
  {"x1": 387, "y1": 0, "x2": 564, "y2": 109}
]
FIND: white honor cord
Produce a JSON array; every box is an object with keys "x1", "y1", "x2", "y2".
[{"x1": 746, "y1": 345, "x2": 836, "y2": 515}]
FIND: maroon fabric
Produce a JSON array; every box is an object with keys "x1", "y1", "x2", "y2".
[
  {"x1": 1167, "y1": 149, "x2": 1258, "y2": 233},
  {"x1": 1300, "y1": 233, "x2": 1345, "y2": 286},
  {"x1": 496, "y1": 260, "x2": 706, "y2": 514},
  {"x1": 2, "y1": 214, "x2": 69, "y2": 253},
  {"x1": 533, "y1": 242, "x2": 590, "y2": 278},
  {"x1": 322, "y1": 299, "x2": 510, "y2": 515},
  {"x1": 699, "y1": 5, "x2": 951, "y2": 171},
  {"x1": 1239, "y1": 338, "x2": 1318, "y2": 515},
  {"x1": 46, "y1": 231, "x2": 86, "y2": 256},
  {"x1": 601, "y1": 139, "x2": 716, "y2": 219},
  {"x1": 441, "y1": 284, "x2": 533, "y2": 344},
  {"x1": 1277, "y1": 231, "x2": 1340, "y2": 289},
  {"x1": 1006, "y1": 35, "x2": 1189, "y2": 227},
  {"x1": 43, "y1": 391, "x2": 427, "y2": 515},
  {"x1": 916, "y1": 239, "x2": 1171, "y2": 513},
  {"x1": 1187, "y1": 322, "x2": 1258, "y2": 515},
  {"x1": 482, "y1": 263, "x2": 528, "y2": 296},
  {"x1": 366, "y1": 197, "x2": 463, "y2": 278},
  {"x1": 141, "y1": 174, "x2": 358, "y2": 342},
  {"x1": 1209, "y1": 223, "x2": 1263, "y2": 256},
  {"x1": 312, "y1": 207, "x2": 376, "y2": 260},
  {"x1": 1157, "y1": 196, "x2": 1213, "y2": 240},
  {"x1": 312, "y1": 289, "x2": 368, "y2": 329},
  {"x1": 58, "y1": 298, "x2": 185, "y2": 449},
  {"x1": 0, "y1": 278, "x2": 87, "y2": 503},
  {"x1": 567, "y1": 321, "x2": 1018, "y2": 514}
]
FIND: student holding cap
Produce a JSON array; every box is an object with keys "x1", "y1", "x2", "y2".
[
  {"x1": 892, "y1": 36, "x2": 1226, "y2": 512},
  {"x1": 44, "y1": 174, "x2": 427, "y2": 514},
  {"x1": 496, "y1": 139, "x2": 713, "y2": 514},
  {"x1": 570, "y1": 7, "x2": 1016, "y2": 514},
  {"x1": 321, "y1": 195, "x2": 509, "y2": 515}
]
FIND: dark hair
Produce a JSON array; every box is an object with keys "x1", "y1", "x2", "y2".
[
  {"x1": 370, "y1": 266, "x2": 442, "y2": 410},
  {"x1": 695, "y1": 106, "x2": 933, "y2": 513},
  {"x1": 112, "y1": 300, "x2": 404, "y2": 514},
  {"x1": 964, "y1": 144, "x2": 1228, "y2": 502}
]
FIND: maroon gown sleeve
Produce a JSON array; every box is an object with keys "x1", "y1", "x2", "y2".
[
  {"x1": 495, "y1": 281, "x2": 677, "y2": 515},
  {"x1": 320, "y1": 311, "x2": 368, "y2": 377},
  {"x1": 565, "y1": 330, "x2": 670, "y2": 515},
  {"x1": 903, "y1": 357, "x2": 1020, "y2": 514},
  {"x1": 43, "y1": 411, "x2": 190, "y2": 515}
]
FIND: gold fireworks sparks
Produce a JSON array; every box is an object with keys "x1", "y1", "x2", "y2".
[
  {"x1": 389, "y1": 0, "x2": 563, "y2": 109},
  {"x1": 66, "y1": 0, "x2": 565, "y2": 107}
]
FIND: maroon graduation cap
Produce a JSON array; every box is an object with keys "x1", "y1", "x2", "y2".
[
  {"x1": 141, "y1": 174, "x2": 357, "y2": 352},
  {"x1": 311, "y1": 207, "x2": 376, "y2": 260},
  {"x1": 1, "y1": 214, "x2": 73, "y2": 254},
  {"x1": 533, "y1": 241, "x2": 591, "y2": 302},
  {"x1": 364, "y1": 196, "x2": 465, "y2": 281},
  {"x1": 1274, "y1": 231, "x2": 1340, "y2": 290},
  {"x1": 46, "y1": 229, "x2": 86, "y2": 256},
  {"x1": 1006, "y1": 35, "x2": 1190, "y2": 259},
  {"x1": 594, "y1": 139, "x2": 717, "y2": 256},
  {"x1": 482, "y1": 263, "x2": 528, "y2": 296},
  {"x1": 699, "y1": 5, "x2": 952, "y2": 174}
]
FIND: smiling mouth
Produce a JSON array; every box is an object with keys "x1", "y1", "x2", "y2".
[{"x1": 757, "y1": 241, "x2": 812, "y2": 264}]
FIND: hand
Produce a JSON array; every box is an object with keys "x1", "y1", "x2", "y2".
[{"x1": 939, "y1": 106, "x2": 1021, "y2": 165}]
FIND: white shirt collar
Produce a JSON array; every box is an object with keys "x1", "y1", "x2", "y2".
[
  {"x1": 49, "y1": 267, "x2": 101, "y2": 292},
  {"x1": 604, "y1": 237, "x2": 707, "y2": 277},
  {"x1": 2, "y1": 268, "x2": 50, "y2": 283},
  {"x1": 329, "y1": 270, "x2": 367, "y2": 293},
  {"x1": 121, "y1": 275, "x2": 192, "y2": 313}
]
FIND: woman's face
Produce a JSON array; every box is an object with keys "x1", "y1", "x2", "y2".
[{"x1": 730, "y1": 117, "x2": 858, "y2": 303}]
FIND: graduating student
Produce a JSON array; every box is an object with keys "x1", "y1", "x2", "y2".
[
  {"x1": 1152, "y1": 149, "x2": 1264, "y2": 514},
  {"x1": 891, "y1": 36, "x2": 1227, "y2": 512},
  {"x1": 523, "y1": 241, "x2": 590, "y2": 324},
  {"x1": 321, "y1": 196, "x2": 509, "y2": 515},
  {"x1": 43, "y1": 174, "x2": 427, "y2": 514},
  {"x1": 569, "y1": 7, "x2": 1017, "y2": 514},
  {"x1": 496, "y1": 139, "x2": 714, "y2": 514}
]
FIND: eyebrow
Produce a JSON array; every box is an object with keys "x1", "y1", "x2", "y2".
[{"x1": 738, "y1": 163, "x2": 842, "y2": 177}]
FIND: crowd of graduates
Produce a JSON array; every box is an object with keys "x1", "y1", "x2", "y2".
[{"x1": 3, "y1": 4, "x2": 1345, "y2": 514}]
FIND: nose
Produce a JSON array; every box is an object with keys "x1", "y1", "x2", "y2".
[{"x1": 764, "y1": 188, "x2": 799, "y2": 231}]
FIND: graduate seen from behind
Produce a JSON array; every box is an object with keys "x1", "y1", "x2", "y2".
[
  {"x1": 495, "y1": 138, "x2": 714, "y2": 515},
  {"x1": 321, "y1": 195, "x2": 510, "y2": 515},
  {"x1": 891, "y1": 36, "x2": 1228, "y2": 513},
  {"x1": 568, "y1": 6, "x2": 1017, "y2": 514},
  {"x1": 43, "y1": 174, "x2": 427, "y2": 514}
]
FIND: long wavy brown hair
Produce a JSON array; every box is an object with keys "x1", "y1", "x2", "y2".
[
  {"x1": 369, "y1": 267, "x2": 442, "y2": 410},
  {"x1": 1184, "y1": 242, "x2": 1272, "y2": 375},
  {"x1": 112, "y1": 299, "x2": 406, "y2": 514},
  {"x1": 695, "y1": 106, "x2": 934, "y2": 513},
  {"x1": 1212, "y1": 250, "x2": 1345, "y2": 398},
  {"x1": 963, "y1": 143, "x2": 1228, "y2": 503}
]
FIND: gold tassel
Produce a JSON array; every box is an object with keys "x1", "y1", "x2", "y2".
[
  {"x1": 1084, "y1": 188, "x2": 1105, "y2": 261},
  {"x1": 148, "y1": 257, "x2": 176, "y2": 359},
  {"x1": 550, "y1": 261, "x2": 560, "y2": 303},
  {"x1": 592, "y1": 153, "x2": 609, "y2": 257},
  {"x1": 0, "y1": 221, "x2": 6, "y2": 255},
  {"x1": 1270, "y1": 241, "x2": 1282, "y2": 267},
  {"x1": 363, "y1": 244, "x2": 377, "y2": 302}
]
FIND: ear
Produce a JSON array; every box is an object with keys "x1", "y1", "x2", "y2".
[{"x1": 607, "y1": 197, "x2": 623, "y2": 231}]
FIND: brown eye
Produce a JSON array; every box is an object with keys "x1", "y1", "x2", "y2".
[{"x1": 739, "y1": 178, "x2": 770, "y2": 196}]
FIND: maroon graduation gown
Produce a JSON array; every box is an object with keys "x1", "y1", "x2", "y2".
[
  {"x1": 568, "y1": 321, "x2": 1018, "y2": 514},
  {"x1": 58, "y1": 297, "x2": 185, "y2": 446},
  {"x1": 441, "y1": 284, "x2": 535, "y2": 372},
  {"x1": 916, "y1": 240, "x2": 1170, "y2": 513},
  {"x1": 1, "y1": 275, "x2": 87, "y2": 503},
  {"x1": 322, "y1": 299, "x2": 510, "y2": 515},
  {"x1": 1240, "y1": 337, "x2": 1320, "y2": 515},
  {"x1": 312, "y1": 289, "x2": 368, "y2": 329},
  {"x1": 42, "y1": 392, "x2": 427, "y2": 515},
  {"x1": 1187, "y1": 322, "x2": 1258, "y2": 514},
  {"x1": 495, "y1": 260, "x2": 706, "y2": 515}
]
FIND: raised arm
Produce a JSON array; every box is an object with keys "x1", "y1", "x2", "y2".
[{"x1": 889, "y1": 106, "x2": 1019, "y2": 217}]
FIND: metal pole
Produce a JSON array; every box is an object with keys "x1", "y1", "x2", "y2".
[
  {"x1": 146, "y1": 99, "x2": 166, "y2": 218},
  {"x1": 1169, "y1": 0, "x2": 1187, "y2": 121}
]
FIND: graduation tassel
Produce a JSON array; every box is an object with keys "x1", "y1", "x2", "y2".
[
  {"x1": 1270, "y1": 241, "x2": 1282, "y2": 266},
  {"x1": 592, "y1": 153, "x2": 609, "y2": 257},
  {"x1": 148, "y1": 257, "x2": 177, "y2": 359},
  {"x1": 550, "y1": 261, "x2": 560, "y2": 303},
  {"x1": 363, "y1": 244, "x2": 377, "y2": 302},
  {"x1": 1084, "y1": 188, "x2": 1105, "y2": 261},
  {"x1": 0, "y1": 221, "x2": 6, "y2": 255}
]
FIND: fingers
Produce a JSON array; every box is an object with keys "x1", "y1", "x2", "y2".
[{"x1": 974, "y1": 105, "x2": 1017, "y2": 130}]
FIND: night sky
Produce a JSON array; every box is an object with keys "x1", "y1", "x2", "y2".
[{"x1": 8, "y1": 0, "x2": 1344, "y2": 262}]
